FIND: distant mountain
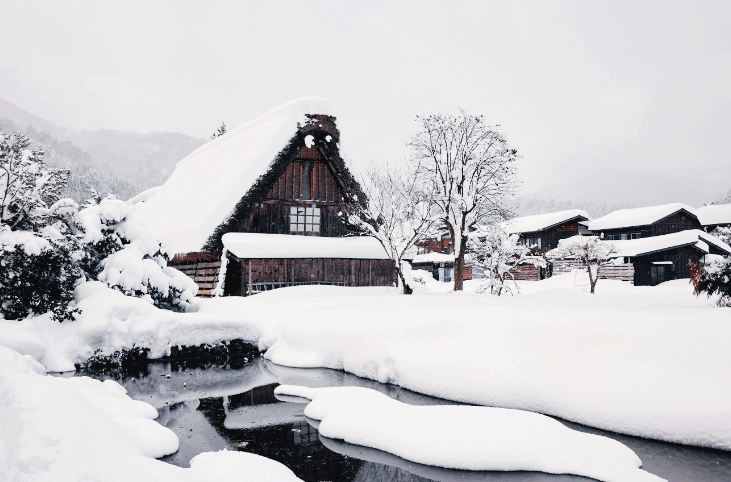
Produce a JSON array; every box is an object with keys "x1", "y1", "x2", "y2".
[{"x1": 0, "y1": 98, "x2": 206, "y2": 202}]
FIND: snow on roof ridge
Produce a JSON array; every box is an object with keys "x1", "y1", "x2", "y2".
[
  {"x1": 587, "y1": 203, "x2": 698, "y2": 231},
  {"x1": 504, "y1": 209, "x2": 588, "y2": 234},
  {"x1": 176, "y1": 97, "x2": 337, "y2": 170},
  {"x1": 133, "y1": 97, "x2": 353, "y2": 255},
  {"x1": 696, "y1": 203, "x2": 731, "y2": 226}
]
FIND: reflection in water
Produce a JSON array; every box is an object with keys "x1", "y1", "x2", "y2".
[{"x1": 78, "y1": 357, "x2": 731, "y2": 482}]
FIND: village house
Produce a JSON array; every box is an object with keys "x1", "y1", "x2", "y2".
[
  {"x1": 549, "y1": 204, "x2": 731, "y2": 286},
  {"x1": 502, "y1": 209, "x2": 589, "y2": 281},
  {"x1": 134, "y1": 98, "x2": 394, "y2": 296},
  {"x1": 410, "y1": 234, "x2": 471, "y2": 283}
]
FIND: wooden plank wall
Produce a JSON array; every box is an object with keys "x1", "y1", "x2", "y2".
[
  {"x1": 229, "y1": 258, "x2": 395, "y2": 295},
  {"x1": 507, "y1": 264, "x2": 541, "y2": 281},
  {"x1": 551, "y1": 259, "x2": 634, "y2": 283},
  {"x1": 169, "y1": 258, "x2": 222, "y2": 297}
]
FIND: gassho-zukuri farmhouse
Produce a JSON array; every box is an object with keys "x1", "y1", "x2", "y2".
[{"x1": 134, "y1": 97, "x2": 394, "y2": 296}]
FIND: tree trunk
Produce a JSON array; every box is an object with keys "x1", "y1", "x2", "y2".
[
  {"x1": 588, "y1": 264, "x2": 597, "y2": 294},
  {"x1": 397, "y1": 268, "x2": 413, "y2": 295},
  {"x1": 453, "y1": 234, "x2": 468, "y2": 291}
]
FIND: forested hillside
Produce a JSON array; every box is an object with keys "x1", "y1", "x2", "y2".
[{"x1": 0, "y1": 98, "x2": 205, "y2": 202}]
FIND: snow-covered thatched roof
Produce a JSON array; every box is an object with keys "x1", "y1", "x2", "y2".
[
  {"x1": 223, "y1": 233, "x2": 388, "y2": 260},
  {"x1": 696, "y1": 203, "x2": 731, "y2": 227},
  {"x1": 134, "y1": 97, "x2": 363, "y2": 256},
  {"x1": 504, "y1": 209, "x2": 588, "y2": 234},
  {"x1": 587, "y1": 203, "x2": 698, "y2": 231}
]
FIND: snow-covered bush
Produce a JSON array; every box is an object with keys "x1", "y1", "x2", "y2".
[
  {"x1": 77, "y1": 198, "x2": 198, "y2": 312},
  {"x1": 0, "y1": 227, "x2": 81, "y2": 322},
  {"x1": 469, "y1": 226, "x2": 545, "y2": 296},
  {"x1": 690, "y1": 255, "x2": 731, "y2": 307},
  {"x1": 1, "y1": 131, "x2": 69, "y2": 230},
  {"x1": 711, "y1": 226, "x2": 731, "y2": 246}
]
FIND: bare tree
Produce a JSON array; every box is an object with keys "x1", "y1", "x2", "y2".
[
  {"x1": 347, "y1": 161, "x2": 437, "y2": 294},
  {"x1": 551, "y1": 236, "x2": 618, "y2": 294},
  {"x1": 469, "y1": 224, "x2": 545, "y2": 296},
  {"x1": 408, "y1": 110, "x2": 519, "y2": 291}
]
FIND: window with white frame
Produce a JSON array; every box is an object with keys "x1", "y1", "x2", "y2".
[
  {"x1": 518, "y1": 236, "x2": 541, "y2": 249},
  {"x1": 289, "y1": 206, "x2": 320, "y2": 233}
]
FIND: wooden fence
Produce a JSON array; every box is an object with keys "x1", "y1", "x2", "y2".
[{"x1": 551, "y1": 259, "x2": 634, "y2": 283}]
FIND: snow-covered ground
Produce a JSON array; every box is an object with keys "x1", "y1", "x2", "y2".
[
  {"x1": 0, "y1": 346, "x2": 302, "y2": 482},
  {"x1": 259, "y1": 274, "x2": 731, "y2": 451},
  {"x1": 0, "y1": 281, "x2": 269, "y2": 372},
  {"x1": 2, "y1": 271, "x2": 730, "y2": 481},
  {"x1": 275, "y1": 385, "x2": 662, "y2": 482}
]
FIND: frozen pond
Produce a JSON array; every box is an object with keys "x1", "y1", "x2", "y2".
[{"x1": 73, "y1": 357, "x2": 731, "y2": 482}]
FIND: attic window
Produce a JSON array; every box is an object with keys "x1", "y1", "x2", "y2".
[
  {"x1": 290, "y1": 206, "x2": 320, "y2": 233},
  {"x1": 301, "y1": 162, "x2": 313, "y2": 200}
]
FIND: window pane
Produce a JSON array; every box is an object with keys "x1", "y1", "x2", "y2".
[
  {"x1": 314, "y1": 207, "x2": 321, "y2": 215},
  {"x1": 297, "y1": 207, "x2": 305, "y2": 215},
  {"x1": 306, "y1": 207, "x2": 314, "y2": 215}
]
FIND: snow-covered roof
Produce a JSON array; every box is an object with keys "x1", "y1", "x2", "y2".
[
  {"x1": 587, "y1": 203, "x2": 698, "y2": 231},
  {"x1": 222, "y1": 233, "x2": 389, "y2": 259},
  {"x1": 412, "y1": 252, "x2": 455, "y2": 264},
  {"x1": 504, "y1": 210, "x2": 588, "y2": 234},
  {"x1": 134, "y1": 97, "x2": 362, "y2": 255},
  {"x1": 696, "y1": 203, "x2": 731, "y2": 227},
  {"x1": 548, "y1": 230, "x2": 731, "y2": 258}
]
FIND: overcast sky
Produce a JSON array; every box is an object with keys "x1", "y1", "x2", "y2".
[{"x1": 1, "y1": 1, "x2": 730, "y2": 201}]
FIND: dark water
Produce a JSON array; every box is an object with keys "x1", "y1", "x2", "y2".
[{"x1": 77, "y1": 358, "x2": 731, "y2": 482}]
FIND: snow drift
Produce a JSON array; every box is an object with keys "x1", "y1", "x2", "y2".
[{"x1": 275, "y1": 385, "x2": 663, "y2": 482}]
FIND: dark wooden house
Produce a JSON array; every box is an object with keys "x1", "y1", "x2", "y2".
[
  {"x1": 586, "y1": 203, "x2": 701, "y2": 240},
  {"x1": 504, "y1": 209, "x2": 589, "y2": 280},
  {"x1": 134, "y1": 98, "x2": 394, "y2": 296},
  {"x1": 610, "y1": 230, "x2": 731, "y2": 286}
]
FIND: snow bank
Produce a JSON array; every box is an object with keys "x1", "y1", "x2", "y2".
[
  {"x1": 0, "y1": 281, "x2": 271, "y2": 372},
  {"x1": 134, "y1": 97, "x2": 358, "y2": 255},
  {"x1": 275, "y1": 385, "x2": 662, "y2": 482},
  {"x1": 587, "y1": 203, "x2": 698, "y2": 231},
  {"x1": 0, "y1": 346, "x2": 302, "y2": 482},
  {"x1": 504, "y1": 209, "x2": 588, "y2": 234},
  {"x1": 223, "y1": 233, "x2": 389, "y2": 259},
  {"x1": 259, "y1": 282, "x2": 731, "y2": 451}
]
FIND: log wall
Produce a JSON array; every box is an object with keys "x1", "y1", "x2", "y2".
[
  {"x1": 169, "y1": 253, "x2": 222, "y2": 297},
  {"x1": 225, "y1": 257, "x2": 396, "y2": 296}
]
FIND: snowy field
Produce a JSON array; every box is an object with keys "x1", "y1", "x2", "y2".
[{"x1": 1, "y1": 272, "x2": 730, "y2": 481}]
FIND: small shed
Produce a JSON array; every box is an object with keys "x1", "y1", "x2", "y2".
[
  {"x1": 410, "y1": 252, "x2": 459, "y2": 282},
  {"x1": 221, "y1": 233, "x2": 393, "y2": 295}
]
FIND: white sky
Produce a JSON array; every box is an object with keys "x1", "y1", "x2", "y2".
[{"x1": 1, "y1": 1, "x2": 730, "y2": 199}]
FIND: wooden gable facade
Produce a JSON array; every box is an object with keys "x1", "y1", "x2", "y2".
[
  {"x1": 600, "y1": 210, "x2": 701, "y2": 240},
  {"x1": 168, "y1": 114, "x2": 394, "y2": 295}
]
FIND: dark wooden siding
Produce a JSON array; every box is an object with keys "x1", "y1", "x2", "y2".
[
  {"x1": 169, "y1": 253, "x2": 221, "y2": 297},
  {"x1": 225, "y1": 257, "x2": 395, "y2": 295},
  {"x1": 519, "y1": 220, "x2": 581, "y2": 254},
  {"x1": 602, "y1": 210, "x2": 701, "y2": 239},
  {"x1": 631, "y1": 245, "x2": 701, "y2": 286},
  {"x1": 651, "y1": 211, "x2": 701, "y2": 236}
]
